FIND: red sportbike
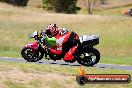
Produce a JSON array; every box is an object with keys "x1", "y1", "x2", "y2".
[
  {"x1": 21, "y1": 31, "x2": 100, "y2": 66},
  {"x1": 122, "y1": 10, "x2": 132, "y2": 16}
]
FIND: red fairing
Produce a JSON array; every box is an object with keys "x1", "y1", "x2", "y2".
[{"x1": 25, "y1": 42, "x2": 39, "y2": 52}]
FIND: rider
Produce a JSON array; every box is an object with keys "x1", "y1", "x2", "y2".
[{"x1": 43, "y1": 24, "x2": 80, "y2": 62}]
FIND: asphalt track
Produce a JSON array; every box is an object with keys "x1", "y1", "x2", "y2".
[{"x1": 0, "y1": 57, "x2": 132, "y2": 70}]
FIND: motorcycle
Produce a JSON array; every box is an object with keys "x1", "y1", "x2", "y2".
[
  {"x1": 21, "y1": 30, "x2": 100, "y2": 66},
  {"x1": 122, "y1": 9, "x2": 132, "y2": 16}
]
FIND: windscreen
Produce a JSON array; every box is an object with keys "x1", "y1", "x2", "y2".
[{"x1": 29, "y1": 31, "x2": 38, "y2": 38}]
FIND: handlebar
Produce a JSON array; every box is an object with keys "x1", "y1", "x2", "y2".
[{"x1": 29, "y1": 30, "x2": 47, "y2": 45}]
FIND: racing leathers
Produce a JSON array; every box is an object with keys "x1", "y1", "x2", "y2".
[{"x1": 48, "y1": 28, "x2": 80, "y2": 62}]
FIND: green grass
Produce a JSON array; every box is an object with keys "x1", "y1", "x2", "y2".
[
  {"x1": 4, "y1": 80, "x2": 26, "y2": 88},
  {"x1": 78, "y1": 0, "x2": 132, "y2": 16},
  {"x1": 94, "y1": 6, "x2": 132, "y2": 16},
  {"x1": 101, "y1": 56, "x2": 132, "y2": 65},
  {"x1": 78, "y1": 6, "x2": 132, "y2": 16},
  {"x1": 29, "y1": 79, "x2": 43, "y2": 88},
  {"x1": 0, "y1": 61, "x2": 131, "y2": 88},
  {"x1": 0, "y1": 50, "x2": 20, "y2": 57}
]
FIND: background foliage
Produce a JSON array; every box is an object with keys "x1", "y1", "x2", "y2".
[
  {"x1": 42, "y1": 0, "x2": 80, "y2": 14},
  {"x1": 0, "y1": 0, "x2": 29, "y2": 6}
]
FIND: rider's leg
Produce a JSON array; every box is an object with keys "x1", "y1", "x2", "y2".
[{"x1": 63, "y1": 46, "x2": 78, "y2": 61}]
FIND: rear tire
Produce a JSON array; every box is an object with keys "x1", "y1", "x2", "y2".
[
  {"x1": 77, "y1": 48, "x2": 100, "y2": 66},
  {"x1": 21, "y1": 47, "x2": 44, "y2": 62}
]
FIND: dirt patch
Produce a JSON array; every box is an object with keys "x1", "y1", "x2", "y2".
[
  {"x1": 0, "y1": 81, "x2": 8, "y2": 88},
  {"x1": 0, "y1": 68, "x2": 76, "y2": 88}
]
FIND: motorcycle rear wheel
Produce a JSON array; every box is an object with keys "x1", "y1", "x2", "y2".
[
  {"x1": 77, "y1": 48, "x2": 100, "y2": 66},
  {"x1": 21, "y1": 47, "x2": 44, "y2": 62}
]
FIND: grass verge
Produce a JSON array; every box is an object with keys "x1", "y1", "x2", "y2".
[{"x1": 0, "y1": 61, "x2": 131, "y2": 88}]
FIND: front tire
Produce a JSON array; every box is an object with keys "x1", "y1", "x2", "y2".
[
  {"x1": 77, "y1": 48, "x2": 100, "y2": 66},
  {"x1": 21, "y1": 47, "x2": 44, "y2": 62}
]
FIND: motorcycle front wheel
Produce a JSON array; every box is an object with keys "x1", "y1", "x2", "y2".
[
  {"x1": 21, "y1": 47, "x2": 44, "y2": 62},
  {"x1": 77, "y1": 48, "x2": 100, "y2": 66}
]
